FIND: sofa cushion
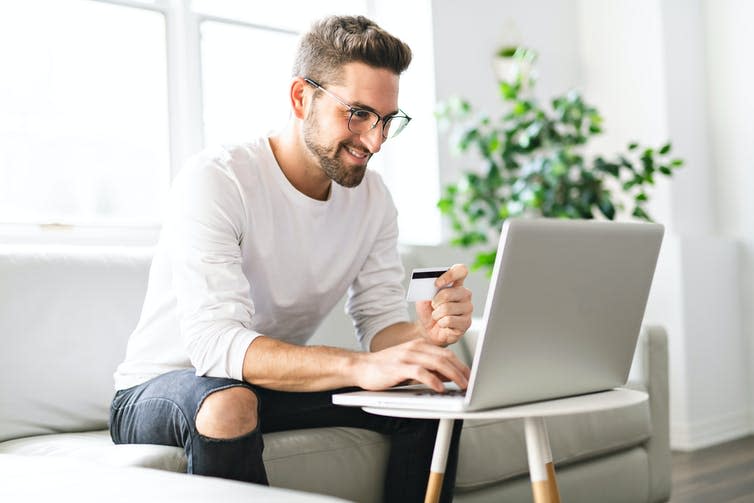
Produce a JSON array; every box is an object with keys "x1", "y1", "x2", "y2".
[
  {"x1": 0, "y1": 453, "x2": 347, "y2": 502},
  {"x1": 454, "y1": 446, "x2": 650, "y2": 503},
  {"x1": 455, "y1": 382, "x2": 651, "y2": 490},
  {"x1": 264, "y1": 427, "x2": 389, "y2": 503},
  {"x1": 0, "y1": 245, "x2": 153, "y2": 443},
  {"x1": 0, "y1": 426, "x2": 391, "y2": 503},
  {"x1": 0, "y1": 430, "x2": 187, "y2": 471}
]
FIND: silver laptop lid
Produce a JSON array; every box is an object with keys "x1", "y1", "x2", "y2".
[{"x1": 465, "y1": 218, "x2": 664, "y2": 410}]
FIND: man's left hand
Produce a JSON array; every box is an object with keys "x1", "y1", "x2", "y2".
[{"x1": 415, "y1": 264, "x2": 473, "y2": 346}]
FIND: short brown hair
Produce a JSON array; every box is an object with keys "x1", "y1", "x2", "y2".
[{"x1": 292, "y1": 15, "x2": 412, "y2": 85}]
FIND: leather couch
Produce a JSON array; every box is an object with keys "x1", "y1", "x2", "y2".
[{"x1": 0, "y1": 245, "x2": 671, "y2": 502}]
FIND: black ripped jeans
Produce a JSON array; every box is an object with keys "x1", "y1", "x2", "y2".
[{"x1": 109, "y1": 369, "x2": 463, "y2": 502}]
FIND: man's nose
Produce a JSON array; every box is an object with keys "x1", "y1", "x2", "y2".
[{"x1": 360, "y1": 125, "x2": 385, "y2": 154}]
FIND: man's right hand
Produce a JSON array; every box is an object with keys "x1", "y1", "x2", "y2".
[{"x1": 352, "y1": 338, "x2": 470, "y2": 393}]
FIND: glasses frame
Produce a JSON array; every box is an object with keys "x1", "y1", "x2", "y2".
[{"x1": 303, "y1": 78, "x2": 411, "y2": 140}]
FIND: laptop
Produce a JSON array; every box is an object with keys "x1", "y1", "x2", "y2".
[{"x1": 333, "y1": 218, "x2": 664, "y2": 412}]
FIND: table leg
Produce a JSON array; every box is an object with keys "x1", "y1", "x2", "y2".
[
  {"x1": 424, "y1": 418, "x2": 454, "y2": 503},
  {"x1": 524, "y1": 417, "x2": 561, "y2": 503}
]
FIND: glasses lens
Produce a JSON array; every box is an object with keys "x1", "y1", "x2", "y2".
[
  {"x1": 383, "y1": 116, "x2": 410, "y2": 139},
  {"x1": 348, "y1": 109, "x2": 379, "y2": 134}
]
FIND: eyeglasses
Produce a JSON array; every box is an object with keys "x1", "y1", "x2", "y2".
[{"x1": 304, "y1": 78, "x2": 412, "y2": 140}]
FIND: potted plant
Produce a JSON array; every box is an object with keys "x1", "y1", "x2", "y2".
[{"x1": 436, "y1": 48, "x2": 683, "y2": 275}]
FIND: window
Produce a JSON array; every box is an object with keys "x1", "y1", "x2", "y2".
[
  {"x1": 0, "y1": 0, "x2": 441, "y2": 245},
  {"x1": 0, "y1": 0, "x2": 170, "y2": 227}
]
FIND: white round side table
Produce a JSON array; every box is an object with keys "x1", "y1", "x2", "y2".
[{"x1": 362, "y1": 388, "x2": 648, "y2": 503}]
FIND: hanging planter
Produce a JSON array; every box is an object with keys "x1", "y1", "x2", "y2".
[{"x1": 492, "y1": 46, "x2": 537, "y2": 90}]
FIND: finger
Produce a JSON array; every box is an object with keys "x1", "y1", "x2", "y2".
[
  {"x1": 428, "y1": 344, "x2": 469, "y2": 374},
  {"x1": 415, "y1": 300, "x2": 433, "y2": 323},
  {"x1": 401, "y1": 340, "x2": 462, "y2": 370},
  {"x1": 431, "y1": 286, "x2": 472, "y2": 309},
  {"x1": 435, "y1": 263, "x2": 469, "y2": 289},
  {"x1": 408, "y1": 339, "x2": 469, "y2": 373},
  {"x1": 403, "y1": 347, "x2": 469, "y2": 389},
  {"x1": 425, "y1": 359, "x2": 468, "y2": 390},
  {"x1": 435, "y1": 312, "x2": 472, "y2": 330},
  {"x1": 434, "y1": 327, "x2": 467, "y2": 349},
  {"x1": 409, "y1": 365, "x2": 446, "y2": 393},
  {"x1": 431, "y1": 299, "x2": 472, "y2": 321},
  {"x1": 439, "y1": 345, "x2": 472, "y2": 380}
]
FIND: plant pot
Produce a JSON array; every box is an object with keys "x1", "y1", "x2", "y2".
[{"x1": 492, "y1": 56, "x2": 533, "y2": 88}]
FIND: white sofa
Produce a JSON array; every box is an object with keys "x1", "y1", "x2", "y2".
[{"x1": 0, "y1": 245, "x2": 671, "y2": 502}]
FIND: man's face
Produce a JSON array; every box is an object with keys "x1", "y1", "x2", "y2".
[{"x1": 302, "y1": 62, "x2": 400, "y2": 188}]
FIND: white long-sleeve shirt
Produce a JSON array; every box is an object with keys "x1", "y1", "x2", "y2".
[{"x1": 114, "y1": 137, "x2": 409, "y2": 391}]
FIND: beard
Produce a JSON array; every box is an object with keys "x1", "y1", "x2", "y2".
[{"x1": 302, "y1": 110, "x2": 370, "y2": 188}]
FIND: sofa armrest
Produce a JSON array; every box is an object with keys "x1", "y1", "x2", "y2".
[{"x1": 630, "y1": 325, "x2": 671, "y2": 503}]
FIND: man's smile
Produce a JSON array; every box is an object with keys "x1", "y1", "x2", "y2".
[{"x1": 344, "y1": 145, "x2": 370, "y2": 160}]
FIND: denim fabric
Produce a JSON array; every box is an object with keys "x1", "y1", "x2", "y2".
[{"x1": 110, "y1": 369, "x2": 462, "y2": 503}]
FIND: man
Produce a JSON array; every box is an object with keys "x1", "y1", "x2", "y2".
[{"x1": 110, "y1": 15, "x2": 473, "y2": 502}]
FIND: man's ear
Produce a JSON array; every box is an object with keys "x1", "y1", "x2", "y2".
[{"x1": 290, "y1": 77, "x2": 308, "y2": 120}]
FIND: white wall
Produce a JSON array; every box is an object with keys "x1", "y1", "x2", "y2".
[
  {"x1": 707, "y1": 1, "x2": 754, "y2": 238},
  {"x1": 704, "y1": 0, "x2": 754, "y2": 445},
  {"x1": 428, "y1": 0, "x2": 754, "y2": 450}
]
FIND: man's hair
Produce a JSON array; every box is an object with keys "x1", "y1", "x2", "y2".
[{"x1": 292, "y1": 15, "x2": 412, "y2": 85}]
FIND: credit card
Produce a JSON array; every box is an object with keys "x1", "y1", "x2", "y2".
[{"x1": 406, "y1": 267, "x2": 450, "y2": 302}]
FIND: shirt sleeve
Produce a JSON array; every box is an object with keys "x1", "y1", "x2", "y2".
[
  {"x1": 345, "y1": 189, "x2": 410, "y2": 351},
  {"x1": 166, "y1": 154, "x2": 260, "y2": 380}
]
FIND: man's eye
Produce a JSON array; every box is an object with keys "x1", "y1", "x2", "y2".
[{"x1": 351, "y1": 109, "x2": 374, "y2": 122}]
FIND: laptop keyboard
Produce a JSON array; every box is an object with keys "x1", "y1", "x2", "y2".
[{"x1": 413, "y1": 389, "x2": 466, "y2": 397}]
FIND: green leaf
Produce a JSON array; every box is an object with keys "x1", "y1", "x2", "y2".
[
  {"x1": 635, "y1": 192, "x2": 648, "y2": 202},
  {"x1": 588, "y1": 125, "x2": 602, "y2": 134},
  {"x1": 659, "y1": 142, "x2": 671, "y2": 155},
  {"x1": 517, "y1": 133, "x2": 531, "y2": 149},
  {"x1": 458, "y1": 129, "x2": 479, "y2": 151},
  {"x1": 525, "y1": 121, "x2": 543, "y2": 138},
  {"x1": 619, "y1": 156, "x2": 634, "y2": 170},
  {"x1": 659, "y1": 166, "x2": 672, "y2": 176},
  {"x1": 596, "y1": 160, "x2": 619, "y2": 177},
  {"x1": 551, "y1": 160, "x2": 567, "y2": 177},
  {"x1": 641, "y1": 153, "x2": 655, "y2": 174},
  {"x1": 598, "y1": 199, "x2": 616, "y2": 220},
  {"x1": 437, "y1": 198, "x2": 454, "y2": 213},
  {"x1": 486, "y1": 134, "x2": 501, "y2": 155},
  {"x1": 457, "y1": 231, "x2": 488, "y2": 247},
  {"x1": 500, "y1": 81, "x2": 518, "y2": 100},
  {"x1": 472, "y1": 250, "x2": 498, "y2": 276},
  {"x1": 512, "y1": 101, "x2": 531, "y2": 116},
  {"x1": 671, "y1": 159, "x2": 684, "y2": 167},
  {"x1": 497, "y1": 46, "x2": 518, "y2": 58},
  {"x1": 632, "y1": 206, "x2": 651, "y2": 221},
  {"x1": 627, "y1": 142, "x2": 639, "y2": 151}
]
